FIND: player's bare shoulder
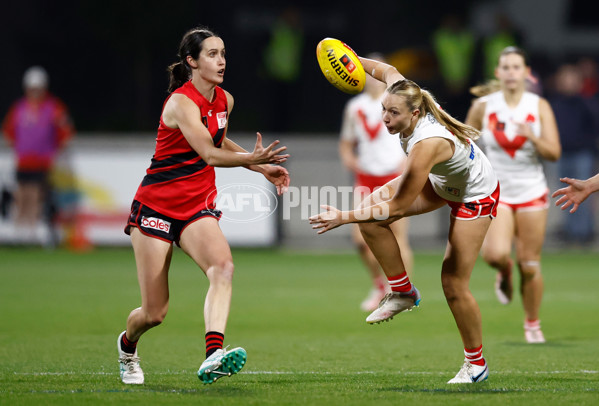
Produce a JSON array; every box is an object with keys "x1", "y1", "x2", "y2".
[{"x1": 162, "y1": 93, "x2": 196, "y2": 129}]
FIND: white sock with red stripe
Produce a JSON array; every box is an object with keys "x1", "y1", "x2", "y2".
[
  {"x1": 464, "y1": 344, "x2": 486, "y2": 367},
  {"x1": 387, "y1": 272, "x2": 412, "y2": 293},
  {"x1": 524, "y1": 319, "x2": 541, "y2": 330}
]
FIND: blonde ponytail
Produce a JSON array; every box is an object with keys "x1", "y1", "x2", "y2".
[
  {"x1": 387, "y1": 80, "x2": 480, "y2": 145},
  {"x1": 469, "y1": 80, "x2": 501, "y2": 97}
]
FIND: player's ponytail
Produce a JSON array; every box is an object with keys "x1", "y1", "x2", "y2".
[
  {"x1": 167, "y1": 61, "x2": 191, "y2": 93},
  {"x1": 167, "y1": 27, "x2": 219, "y2": 93},
  {"x1": 387, "y1": 79, "x2": 480, "y2": 145}
]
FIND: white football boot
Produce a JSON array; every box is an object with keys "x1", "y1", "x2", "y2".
[
  {"x1": 198, "y1": 347, "x2": 247, "y2": 384},
  {"x1": 366, "y1": 286, "x2": 421, "y2": 324},
  {"x1": 524, "y1": 323, "x2": 546, "y2": 344},
  {"x1": 447, "y1": 360, "x2": 489, "y2": 384},
  {"x1": 117, "y1": 331, "x2": 144, "y2": 384}
]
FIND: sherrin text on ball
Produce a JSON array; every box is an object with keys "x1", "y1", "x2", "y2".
[{"x1": 316, "y1": 38, "x2": 365, "y2": 94}]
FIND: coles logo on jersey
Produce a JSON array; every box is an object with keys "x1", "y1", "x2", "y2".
[
  {"x1": 217, "y1": 112, "x2": 227, "y2": 129},
  {"x1": 141, "y1": 216, "x2": 171, "y2": 233}
]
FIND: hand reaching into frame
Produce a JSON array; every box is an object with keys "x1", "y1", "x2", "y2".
[{"x1": 309, "y1": 205, "x2": 345, "y2": 234}]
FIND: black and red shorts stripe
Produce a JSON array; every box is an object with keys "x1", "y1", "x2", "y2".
[{"x1": 124, "y1": 200, "x2": 222, "y2": 245}]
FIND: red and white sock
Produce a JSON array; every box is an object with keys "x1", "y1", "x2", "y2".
[
  {"x1": 525, "y1": 319, "x2": 541, "y2": 330},
  {"x1": 464, "y1": 344, "x2": 486, "y2": 367},
  {"x1": 387, "y1": 272, "x2": 412, "y2": 293}
]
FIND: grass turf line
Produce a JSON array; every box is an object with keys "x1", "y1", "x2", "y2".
[{"x1": 0, "y1": 247, "x2": 598, "y2": 405}]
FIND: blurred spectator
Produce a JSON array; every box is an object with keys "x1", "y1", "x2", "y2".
[
  {"x1": 432, "y1": 13, "x2": 476, "y2": 120},
  {"x1": 1, "y1": 66, "x2": 74, "y2": 246},
  {"x1": 578, "y1": 57, "x2": 599, "y2": 98},
  {"x1": 548, "y1": 63, "x2": 597, "y2": 244},
  {"x1": 480, "y1": 13, "x2": 523, "y2": 81},
  {"x1": 262, "y1": 6, "x2": 304, "y2": 132},
  {"x1": 577, "y1": 57, "x2": 599, "y2": 140}
]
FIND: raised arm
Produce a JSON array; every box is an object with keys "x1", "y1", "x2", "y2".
[
  {"x1": 359, "y1": 57, "x2": 405, "y2": 87},
  {"x1": 163, "y1": 93, "x2": 288, "y2": 168}
]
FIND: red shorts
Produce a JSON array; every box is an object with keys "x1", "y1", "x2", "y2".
[
  {"x1": 355, "y1": 172, "x2": 400, "y2": 194},
  {"x1": 444, "y1": 183, "x2": 500, "y2": 220},
  {"x1": 498, "y1": 191, "x2": 549, "y2": 212}
]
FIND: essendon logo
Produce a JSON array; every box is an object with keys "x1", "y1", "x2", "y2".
[
  {"x1": 339, "y1": 54, "x2": 356, "y2": 73},
  {"x1": 141, "y1": 216, "x2": 171, "y2": 233}
]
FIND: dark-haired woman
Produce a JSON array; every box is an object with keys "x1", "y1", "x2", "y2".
[
  {"x1": 310, "y1": 56, "x2": 499, "y2": 384},
  {"x1": 116, "y1": 28, "x2": 290, "y2": 385},
  {"x1": 466, "y1": 46, "x2": 560, "y2": 344}
]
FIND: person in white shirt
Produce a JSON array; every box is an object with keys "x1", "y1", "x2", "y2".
[
  {"x1": 339, "y1": 53, "x2": 413, "y2": 312},
  {"x1": 466, "y1": 46, "x2": 561, "y2": 344},
  {"x1": 310, "y1": 55, "x2": 499, "y2": 384}
]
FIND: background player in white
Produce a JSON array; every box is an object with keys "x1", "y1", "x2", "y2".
[
  {"x1": 339, "y1": 53, "x2": 412, "y2": 312},
  {"x1": 466, "y1": 46, "x2": 561, "y2": 343},
  {"x1": 311, "y1": 55, "x2": 499, "y2": 384}
]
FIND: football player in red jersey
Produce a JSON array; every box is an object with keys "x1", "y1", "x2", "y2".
[
  {"x1": 466, "y1": 46, "x2": 560, "y2": 343},
  {"x1": 116, "y1": 27, "x2": 290, "y2": 385}
]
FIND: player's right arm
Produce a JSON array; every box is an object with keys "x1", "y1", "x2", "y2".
[
  {"x1": 338, "y1": 103, "x2": 360, "y2": 173},
  {"x1": 465, "y1": 98, "x2": 486, "y2": 131},
  {"x1": 359, "y1": 57, "x2": 405, "y2": 87},
  {"x1": 162, "y1": 93, "x2": 288, "y2": 167},
  {"x1": 310, "y1": 137, "x2": 452, "y2": 233}
]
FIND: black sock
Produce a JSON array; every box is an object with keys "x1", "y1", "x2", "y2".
[
  {"x1": 205, "y1": 331, "x2": 224, "y2": 358},
  {"x1": 120, "y1": 332, "x2": 138, "y2": 354}
]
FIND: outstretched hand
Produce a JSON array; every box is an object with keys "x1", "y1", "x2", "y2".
[
  {"x1": 551, "y1": 177, "x2": 590, "y2": 213},
  {"x1": 252, "y1": 132, "x2": 289, "y2": 165},
  {"x1": 309, "y1": 205, "x2": 344, "y2": 234},
  {"x1": 263, "y1": 165, "x2": 290, "y2": 195}
]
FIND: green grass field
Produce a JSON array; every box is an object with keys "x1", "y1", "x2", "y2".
[{"x1": 0, "y1": 246, "x2": 598, "y2": 405}]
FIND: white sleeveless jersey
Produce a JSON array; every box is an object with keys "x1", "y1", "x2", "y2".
[
  {"x1": 400, "y1": 113, "x2": 497, "y2": 203},
  {"x1": 479, "y1": 91, "x2": 546, "y2": 203},
  {"x1": 340, "y1": 93, "x2": 406, "y2": 176}
]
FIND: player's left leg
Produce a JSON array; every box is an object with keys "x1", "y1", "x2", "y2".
[
  {"x1": 359, "y1": 179, "x2": 444, "y2": 324},
  {"x1": 352, "y1": 223, "x2": 388, "y2": 311},
  {"x1": 514, "y1": 208, "x2": 548, "y2": 343},
  {"x1": 179, "y1": 217, "x2": 247, "y2": 383},
  {"x1": 443, "y1": 215, "x2": 492, "y2": 384}
]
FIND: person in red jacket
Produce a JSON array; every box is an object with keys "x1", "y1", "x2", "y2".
[
  {"x1": 2, "y1": 66, "x2": 73, "y2": 244},
  {"x1": 116, "y1": 27, "x2": 290, "y2": 385}
]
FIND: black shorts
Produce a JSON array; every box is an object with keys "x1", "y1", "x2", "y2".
[
  {"x1": 124, "y1": 200, "x2": 222, "y2": 245},
  {"x1": 17, "y1": 170, "x2": 48, "y2": 184}
]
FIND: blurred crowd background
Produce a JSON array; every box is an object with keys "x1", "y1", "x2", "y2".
[{"x1": 1, "y1": 0, "x2": 598, "y2": 249}]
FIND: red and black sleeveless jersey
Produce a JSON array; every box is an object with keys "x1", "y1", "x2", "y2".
[{"x1": 133, "y1": 81, "x2": 228, "y2": 219}]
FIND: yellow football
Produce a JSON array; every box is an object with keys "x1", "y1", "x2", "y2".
[{"x1": 316, "y1": 38, "x2": 365, "y2": 95}]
